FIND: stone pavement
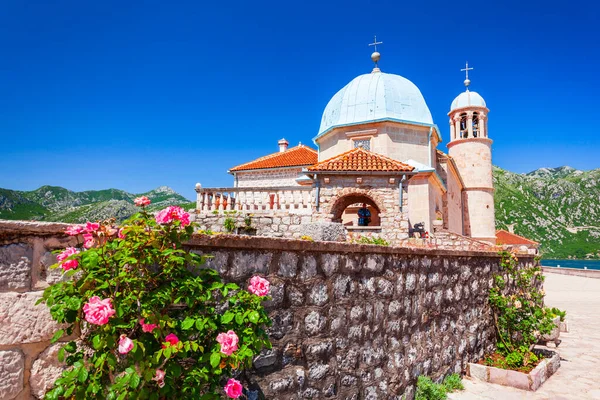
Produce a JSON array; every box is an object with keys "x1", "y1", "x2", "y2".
[{"x1": 449, "y1": 273, "x2": 600, "y2": 400}]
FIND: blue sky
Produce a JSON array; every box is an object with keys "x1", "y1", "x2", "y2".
[{"x1": 1, "y1": 0, "x2": 598, "y2": 200}]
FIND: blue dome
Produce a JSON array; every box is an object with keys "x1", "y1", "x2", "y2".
[
  {"x1": 450, "y1": 90, "x2": 486, "y2": 111},
  {"x1": 317, "y1": 71, "x2": 433, "y2": 137}
]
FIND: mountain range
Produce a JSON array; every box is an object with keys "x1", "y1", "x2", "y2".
[
  {"x1": 1, "y1": 166, "x2": 598, "y2": 258},
  {"x1": 0, "y1": 185, "x2": 194, "y2": 223}
]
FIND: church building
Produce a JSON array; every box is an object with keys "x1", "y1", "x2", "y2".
[{"x1": 195, "y1": 43, "x2": 495, "y2": 245}]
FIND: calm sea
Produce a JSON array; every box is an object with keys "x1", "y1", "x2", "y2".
[{"x1": 541, "y1": 259, "x2": 600, "y2": 271}]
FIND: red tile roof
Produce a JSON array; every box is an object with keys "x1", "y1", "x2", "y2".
[
  {"x1": 229, "y1": 145, "x2": 318, "y2": 172},
  {"x1": 308, "y1": 147, "x2": 415, "y2": 172},
  {"x1": 496, "y1": 230, "x2": 539, "y2": 245}
]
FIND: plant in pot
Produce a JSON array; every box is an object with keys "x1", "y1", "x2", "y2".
[{"x1": 486, "y1": 251, "x2": 555, "y2": 372}]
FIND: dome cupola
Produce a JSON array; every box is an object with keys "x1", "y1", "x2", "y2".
[
  {"x1": 448, "y1": 62, "x2": 489, "y2": 141},
  {"x1": 316, "y1": 40, "x2": 433, "y2": 139}
]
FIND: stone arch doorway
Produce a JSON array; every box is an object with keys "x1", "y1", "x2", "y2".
[{"x1": 329, "y1": 192, "x2": 383, "y2": 227}]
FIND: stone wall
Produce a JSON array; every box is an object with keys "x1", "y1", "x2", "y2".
[
  {"x1": 0, "y1": 221, "x2": 77, "y2": 399},
  {"x1": 191, "y1": 212, "x2": 312, "y2": 239},
  {"x1": 0, "y1": 220, "x2": 533, "y2": 399},
  {"x1": 187, "y1": 235, "x2": 533, "y2": 399}
]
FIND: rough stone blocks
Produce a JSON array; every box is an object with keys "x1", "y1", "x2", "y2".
[
  {"x1": 0, "y1": 291, "x2": 65, "y2": 345},
  {"x1": 0, "y1": 350, "x2": 24, "y2": 400}
]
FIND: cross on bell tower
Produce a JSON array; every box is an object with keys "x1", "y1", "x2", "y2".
[
  {"x1": 368, "y1": 36, "x2": 383, "y2": 72},
  {"x1": 461, "y1": 62, "x2": 474, "y2": 88}
]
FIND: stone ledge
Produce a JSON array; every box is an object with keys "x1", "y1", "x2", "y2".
[
  {"x1": 467, "y1": 349, "x2": 560, "y2": 391},
  {"x1": 0, "y1": 220, "x2": 70, "y2": 239},
  {"x1": 186, "y1": 233, "x2": 518, "y2": 259}
]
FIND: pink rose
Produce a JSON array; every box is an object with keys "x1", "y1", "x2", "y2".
[
  {"x1": 153, "y1": 369, "x2": 165, "y2": 388},
  {"x1": 155, "y1": 206, "x2": 191, "y2": 226},
  {"x1": 83, "y1": 296, "x2": 116, "y2": 325},
  {"x1": 118, "y1": 334, "x2": 134, "y2": 354},
  {"x1": 162, "y1": 333, "x2": 179, "y2": 348},
  {"x1": 248, "y1": 276, "x2": 270, "y2": 297},
  {"x1": 134, "y1": 196, "x2": 151, "y2": 207},
  {"x1": 140, "y1": 318, "x2": 158, "y2": 333},
  {"x1": 57, "y1": 247, "x2": 79, "y2": 262},
  {"x1": 61, "y1": 259, "x2": 79, "y2": 271},
  {"x1": 65, "y1": 225, "x2": 84, "y2": 236},
  {"x1": 85, "y1": 222, "x2": 100, "y2": 233},
  {"x1": 216, "y1": 330, "x2": 239, "y2": 356},
  {"x1": 83, "y1": 233, "x2": 95, "y2": 249},
  {"x1": 118, "y1": 228, "x2": 126, "y2": 239},
  {"x1": 224, "y1": 378, "x2": 243, "y2": 399},
  {"x1": 57, "y1": 247, "x2": 80, "y2": 271}
]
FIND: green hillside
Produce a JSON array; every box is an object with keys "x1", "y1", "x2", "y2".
[
  {"x1": 494, "y1": 166, "x2": 600, "y2": 259},
  {"x1": 0, "y1": 185, "x2": 193, "y2": 223}
]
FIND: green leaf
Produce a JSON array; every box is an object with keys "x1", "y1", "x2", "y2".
[
  {"x1": 195, "y1": 318, "x2": 205, "y2": 330},
  {"x1": 181, "y1": 317, "x2": 195, "y2": 330},
  {"x1": 64, "y1": 341, "x2": 77, "y2": 353},
  {"x1": 221, "y1": 311, "x2": 234, "y2": 324},
  {"x1": 51, "y1": 329, "x2": 64, "y2": 344},
  {"x1": 210, "y1": 352, "x2": 221, "y2": 368},
  {"x1": 77, "y1": 367, "x2": 89, "y2": 383},
  {"x1": 92, "y1": 335, "x2": 103, "y2": 350},
  {"x1": 130, "y1": 372, "x2": 141, "y2": 389},
  {"x1": 235, "y1": 312, "x2": 244, "y2": 325},
  {"x1": 57, "y1": 347, "x2": 66, "y2": 363},
  {"x1": 248, "y1": 311, "x2": 260, "y2": 324},
  {"x1": 64, "y1": 385, "x2": 75, "y2": 397}
]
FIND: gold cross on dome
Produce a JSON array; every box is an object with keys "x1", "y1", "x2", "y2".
[{"x1": 368, "y1": 35, "x2": 383, "y2": 52}]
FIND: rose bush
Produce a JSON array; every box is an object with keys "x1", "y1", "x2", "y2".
[
  {"x1": 487, "y1": 251, "x2": 554, "y2": 370},
  {"x1": 39, "y1": 199, "x2": 271, "y2": 399}
]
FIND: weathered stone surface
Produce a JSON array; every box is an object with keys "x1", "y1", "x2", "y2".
[
  {"x1": 39, "y1": 251, "x2": 66, "y2": 286},
  {"x1": 298, "y1": 222, "x2": 346, "y2": 242},
  {"x1": 229, "y1": 251, "x2": 271, "y2": 279},
  {"x1": 0, "y1": 291, "x2": 64, "y2": 345},
  {"x1": 0, "y1": 243, "x2": 32, "y2": 291},
  {"x1": 30, "y1": 343, "x2": 66, "y2": 399},
  {"x1": 0, "y1": 350, "x2": 24, "y2": 400}
]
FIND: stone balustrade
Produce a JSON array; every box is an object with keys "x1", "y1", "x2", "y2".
[{"x1": 195, "y1": 186, "x2": 314, "y2": 215}]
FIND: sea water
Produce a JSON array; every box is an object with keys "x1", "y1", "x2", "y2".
[{"x1": 542, "y1": 259, "x2": 600, "y2": 271}]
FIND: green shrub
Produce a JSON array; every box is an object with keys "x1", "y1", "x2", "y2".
[
  {"x1": 442, "y1": 373, "x2": 464, "y2": 392},
  {"x1": 415, "y1": 376, "x2": 447, "y2": 400},
  {"x1": 224, "y1": 217, "x2": 236, "y2": 233},
  {"x1": 40, "y1": 203, "x2": 271, "y2": 399},
  {"x1": 356, "y1": 236, "x2": 390, "y2": 246},
  {"x1": 549, "y1": 307, "x2": 567, "y2": 322},
  {"x1": 415, "y1": 374, "x2": 464, "y2": 400},
  {"x1": 488, "y1": 251, "x2": 554, "y2": 370}
]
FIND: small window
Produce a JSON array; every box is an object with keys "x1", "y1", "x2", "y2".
[
  {"x1": 354, "y1": 139, "x2": 371, "y2": 151},
  {"x1": 472, "y1": 112, "x2": 479, "y2": 138},
  {"x1": 459, "y1": 113, "x2": 468, "y2": 138}
]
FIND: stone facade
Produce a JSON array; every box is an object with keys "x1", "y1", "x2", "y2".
[
  {"x1": 316, "y1": 122, "x2": 437, "y2": 170},
  {"x1": 0, "y1": 220, "x2": 527, "y2": 399},
  {"x1": 235, "y1": 167, "x2": 305, "y2": 188},
  {"x1": 313, "y1": 175, "x2": 410, "y2": 243}
]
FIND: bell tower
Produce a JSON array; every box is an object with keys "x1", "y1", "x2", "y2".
[{"x1": 447, "y1": 63, "x2": 496, "y2": 243}]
